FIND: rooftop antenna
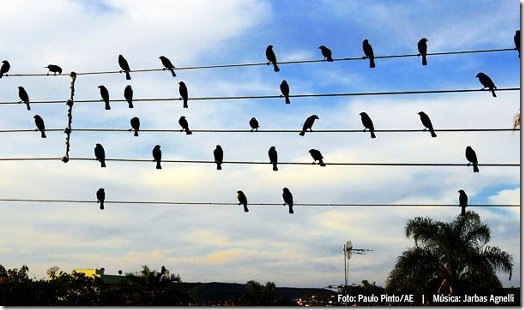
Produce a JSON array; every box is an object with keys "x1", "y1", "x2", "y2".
[{"x1": 343, "y1": 241, "x2": 373, "y2": 296}]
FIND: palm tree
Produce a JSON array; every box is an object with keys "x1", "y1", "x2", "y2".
[{"x1": 386, "y1": 211, "x2": 513, "y2": 298}]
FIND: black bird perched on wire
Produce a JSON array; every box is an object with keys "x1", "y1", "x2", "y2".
[
  {"x1": 98, "y1": 85, "x2": 110, "y2": 110},
  {"x1": 268, "y1": 146, "x2": 278, "y2": 171},
  {"x1": 300, "y1": 115, "x2": 319, "y2": 136},
  {"x1": 515, "y1": 30, "x2": 520, "y2": 58},
  {"x1": 130, "y1": 117, "x2": 140, "y2": 137},
  {"x1": 418, "y1": 111, "x2": 437, "y2": 137},
  {"x1": 0, "y1": 60, "x2": 10, "y2": 78},
  {"x1": 44, "y1": 64, "x2": 62, "y2": 75},
  {"x1": 179, "y1": 81, "x2": 189, "y2": 108},
  {"x1": 96, "y1": 188, "x2": 105, "y2": 210},
  {"x1": 159, "y1": 56, "x2": 176, "y2": 77},
  {"x1": 265, "y1": 45, "x2": 280, "y2": 72},
  {"x1": 458, "y1": 189, "x2": 468, "y2": 216},
  {"x1": 417, "y1": 38, "x2": 428, "y2": 66},
  {"x1": 124, "y1": 85, "x2": 133, "y2": 108},
  {"x1": 476, "y1": 72, "x2": 497, "y2": 97},
  {"x1": 280, "y1": 80, "x2": 290, "y2": 104},
  {"x1": 118, "y1": 54, "x2": 131, "y2": 80},
  {"x1": 152, "y1": 145, "x2": 162, "y2": 169},
  {"x1": 214, "y1": 145, "x2": 223, "y2": 170},
  {"x1": 178, "y1": 116, "x2": 192, "y2": 135},
  {"x1": 94, "y1": 143, "x2": 106, "y2": 168},
  {"x1": 237, "y1": 190, "x2": 249, "y2": 213},
  {"x1": 309, "y1": 149, "x2": 326, "y2": 167},
  {"x1": 362, "y1": 39, "x2": 376, "y2": 68},
  {"x1": 34, "y1": 115, "x2": 46, "y2": 138},
  {"x1": 359, "y1": 112, "x2": 376, "y2": 138},
  {"x1": 282, "y1": 187, "x2": 294, "y2": 214},
  {"x1": 465, "y1": 146, "x2": 479, "y2": 173},
  {"x1": 319, "y1": 45, "x2": 333, "y2": 62},
  {"x1": 249, "y1": 117, "x2": 259, "y2": 132},
  {"x1": 18, "y1": 86, "x2": 30, "y2": 110}
]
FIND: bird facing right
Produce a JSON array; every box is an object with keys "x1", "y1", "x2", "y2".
[
  {"x1": 249, "y1": 117, "x2": 259, "y2": 132},
  {"x1": 299, "y1": 115, "x2": 319, "y2": 136},
  {"x1": 130, "y1": 117, "x2": 140, "y2": 137},
  {"x1": 0, "y1": 60, "x2": 10, "y2": 78}
]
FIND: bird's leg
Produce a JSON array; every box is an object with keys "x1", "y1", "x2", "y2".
[
  {"x1": 466, "y1": 162, "x2": 471, "y2": 166},
  {"x1": 422, "y1": 127, "x2": 427, "y2": 132},
  {"x1": 162, "y1": 68, "x2": 167, "y2": 71},
  {"x1": 266, "y1": 61, "x2": 271, "y2": 65}
]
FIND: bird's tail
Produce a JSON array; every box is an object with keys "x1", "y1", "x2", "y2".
[
  {"x1": 134, "y1": 130, "x2": 139, "y2": 137},
  {"x1": 491, "y1": 89, "x2": 497, "y2": 97},
  {"x1": 272, "y1": 163, "x2": 278, "y2": 171},
  {"x1": 183, "y1": 99, "x2": 188, "y2": 108},
  {"x1": 461, "y1": 206, "x2": 466, "y2": 216},
  {"x1": 289, "y1": 206, "x2": 294, "y2": 214},
  {"x1": 100, "y1": 201, "x2": 104, "y2": 210},
  {"x1": 156, "y1": 161, "x2": 162, "y2": 169},
  {"x1": 186, "y1": 129, "x2": 192, "y2": 135},
  {"x1": 125, "y1": 71, "x2": 131, "y2": 80},
  {"x1": 422, "y1": 55, "x2": 427, "y2": 66},
  {"x1": 299, "y1": 130, "x2": 305, "y2": 136},
  {"x1": 327, "y1": 56, "x2": 333, "y2": 62},
  {"x1": 41, "y1": 131, "x2": 46, "y2": 138},
  {"x1": 105, "y1": 102, "x2": 111, "y2": 110},
  {"x1": 430, "y1": 130, "x2": 437, "y2": 138},
  {"x1": 285, "y1": 96, "x2": 290, "y2": 104},
  {"x1": 370, "y1": 131, "x2": 376, "y2": 139},
  {"x1": 170, "y1": 68, "x2": 176, "y2": 77},
  {"x1": 216, "y1": 163, "x2": 222, "y2": 170},
  {"x1": 243, "y1": 205, "x2": 249, "y2": 213},
  {"x1": 473, "y1": 163, "x2": 479, "y2": 173},
  {"x1": 101, "y1": 161, "x2": 106, "y2": 168},
  {"x1": 128, "y1": 102, "x2": 133, "y2": 109},
  {"x1": 26, "y1": 103, "x2": 31, "y2": 110},
  {"x1": 319, "y1": 160, "x2": 326, "y2": 167},
  {"x1": 273, "y1": 63, "x2": 280, "y2": 72},
  {"x1": 369, "y1": 58, "x2": 376, "y2": 68}
]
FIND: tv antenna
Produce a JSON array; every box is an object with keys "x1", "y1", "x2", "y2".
[{"x1": 343, "y1": 241, "x2": 373, "y2": 295}]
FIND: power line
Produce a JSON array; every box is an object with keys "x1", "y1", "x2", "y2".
[
  {"x1": 2, "y1": 47, "x2": 515, "y2": 77},
  {"x1": 0, "y1": 157, "x2": 517, "y2": 167},
  {"x1": 0, "y1": 87, "x2": 518, "y2": 106},
  {"x1": 0, "y1": 128, "x2": 516, "y2": 134},
  {"x1": 0, "y1": 198, "x2": 517, "y2": 208}
]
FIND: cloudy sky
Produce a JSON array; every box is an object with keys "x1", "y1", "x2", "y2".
[{"x1": 0, "y1": 0, "x2": 519, "y2": 288}]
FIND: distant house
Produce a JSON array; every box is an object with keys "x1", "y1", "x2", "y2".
[{"x1": 72, "y1": 268, "x2": 125, "y2": 285}]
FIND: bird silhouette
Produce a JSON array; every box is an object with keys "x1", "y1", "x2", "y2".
[
  {"x1": 359, "y1": 112, "x2": 376, "y2": 138},
  {"x1": 44, "y1": 64, "x2": 62, "y2": 75},
  {"x1": 94, "y1": 143, "x2": 106, "y2": 168},
  {"x1": 159, "y1": 56, "x2": 176, "y2": 77},
  {"x1": 265, "y1": 45, "x2": 280, "y2": 72},
  {"x1": 124, "y1": 85, "x2": 133, "y2": 108},
  {"x1": 319, "y1": 45, "x2": 333, "y2": 62},
  {"x1": 18, "y1": 86, "x2": 30, "y2": 110},
  {"x1": 282, "y1": 187, "x2": 294, "y2": 214},
  {"x1": 515, "y1": 30, "x2": 520, "y2": 58},
  {"x1": 418, "y1": 111, "x2": 437, "y2": 137},
  {"x1": 118, "y1": 54, "x2": 131, "y2": 80},
  {"x1": 34, "y1": 115, "x2": 46, "y2": 138},
  {"x1": 0, "y1": 60, "x2": 10, "y2": 78},
  {"x1": 96, "y1": 188, "x2": 105, "y2": 210},
  {"x1": 465, "y1": 146, "x2": 479, "y2": 173},
  {"x1": 280, "y1": 80, "x2": 290, "y2": 104},
  {"x1": 153, "y1": 145, "x2": 162, "y2": 169},
  {"x1": 300, "y1": 115, "x2": 319, "y2": 136},
  {"x1": 249, "y1": 117, "x2": 259, "y2": 132},
  {"x1": 130, "y1": 117, "x2": 140, "y2": 136},
  {"x1": 458, "y1": 189, "x2": 468, "y2": 216},
  {"x1": 214, "y1": 145, "x2": 223, "y2": 170},
  {"x1": 98, "y1": 85, "x2": 110, "y2": 110},
  {"x1": 417, "y1": 38, "x2": 428, "y2": 66},
  {"x1": 476, "y1": 72, "x2": 497, "y2": 97},
  {"x1": 268, "y1": 146, "x2": 278, "y2": 171},
  {"x1": 179, "y1": 81, "x2": 188, "y2": 108},
  {"x1": 309, "y1": 149, "x2": 326, "y2": 167},
  {"x1": 178, "y1": 116, "x2": 192, "y2": 135},
  {"x1": 363, "y1": 39, "x2": 376, "y2": 68},
  {"x1": 237, "y1": 190, "x2": 249, "y2": 212}
]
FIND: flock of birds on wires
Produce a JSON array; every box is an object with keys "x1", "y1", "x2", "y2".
[{"x1": 0, "y1": 32, "x2": 520, "y2": 214}]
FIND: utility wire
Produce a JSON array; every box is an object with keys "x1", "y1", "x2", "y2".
[
  {"x1": 2, "y1": 47, "x2": 515, "y2": 77},
  {"x1": 0, "y1": 157, "x2": 517, "y2": 167},
  {"x1": 0, "y1": 128, "x2": 516, "y2": 134},
  {"x1": 0, "y1": 87, "x2": 518, "y2": 106},
  {"x1": 0, "y1": 198, "x2": 517, "y2": 208}
]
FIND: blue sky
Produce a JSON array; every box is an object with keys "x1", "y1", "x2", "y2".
[{"x1": 0, "y1": 0, "x2": 519, "y2": 288}]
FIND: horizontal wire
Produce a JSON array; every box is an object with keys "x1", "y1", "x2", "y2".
[
  {"x1": 0, "y1": 87, "x2": 518, "y2": 106},
  {"x1": 0, "y1": 128, "x2": 516, "y2": 134},
  {"x1": 0, "y1": 198, "x2": 517, "y2": 207},
  {"x1": 2, "y1": 47, "x2": 515, "y2": 77},
  {"x1": 0, "y1": 157, "x2": 517, "y2": 167}
]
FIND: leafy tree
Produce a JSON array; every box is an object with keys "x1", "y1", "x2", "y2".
[
  {"x1": 386, "y1": 211, "x2": 513, "y2": 300},
  {"x1": 237, "y1": 280, "x2": 276, "y2": 306}
]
